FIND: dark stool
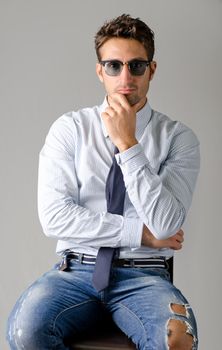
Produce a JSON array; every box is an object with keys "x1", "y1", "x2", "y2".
[
  {"x1": 69, "y1": 257, "x2": 174, "y2": 350},
  {"x1": 70, "y1": 320, "x2": 136, "y2": 349}
]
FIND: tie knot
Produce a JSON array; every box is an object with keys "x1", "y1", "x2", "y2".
[{"x1": 114, "y1": 146, "x2": 119, "y2": 155}]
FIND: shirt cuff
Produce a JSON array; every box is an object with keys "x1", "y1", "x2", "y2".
[
  {"x1": 115, "y1": 143, "x2": 149, "y2": 174},
  {"x1": 120, "y1": 217, "x2": 143, "y2": 248}
]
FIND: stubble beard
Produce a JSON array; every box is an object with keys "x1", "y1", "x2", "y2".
[{"x1": 125, "y1": 94, "x2": 140, "y2": 106}]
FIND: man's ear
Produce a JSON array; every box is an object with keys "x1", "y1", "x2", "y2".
[
  {"x1": 96, "y1": 63, "x2": 104, "y2": 83},
  {"x1": 149, "y1": 61, "x2": 157, "y2": 81}
]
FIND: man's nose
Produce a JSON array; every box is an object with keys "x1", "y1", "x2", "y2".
[{"x1": 119, "y1": 64, "x2": 133, "y2": 82}]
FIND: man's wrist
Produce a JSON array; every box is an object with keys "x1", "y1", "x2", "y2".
[
  {"x1": 118, "y1": 139, "x2": 138, "y2": 152},
  {"x1": 141, "y1": 226, "x2": 152, "y2": 246}
]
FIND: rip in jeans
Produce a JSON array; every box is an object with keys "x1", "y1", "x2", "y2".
[{"x1": 166, "y1": 303, "x2": 198, "y2": 350}]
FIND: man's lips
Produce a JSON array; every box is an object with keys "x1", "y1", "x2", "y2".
[{"x1": 117, "y1": 88, "x2": 136, "y2": 94}]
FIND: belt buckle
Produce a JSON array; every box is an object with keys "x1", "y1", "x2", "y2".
[{"x1": 59, "y1": 255, "x2": 69, "y2": 271}]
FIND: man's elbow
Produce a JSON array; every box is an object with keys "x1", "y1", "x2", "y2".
[
  {"x1": 38, "y1": 205, "x2": 61, "y2": 238},
  {"x1": 148, "y1": 211, "x2": 185, "y2": 240},
  {"x1": 38, "y1": 212, "x2": 55, "y2": 238}
]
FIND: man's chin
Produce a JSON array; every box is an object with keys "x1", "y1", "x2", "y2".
[{"x1": 125, "y1": 94, "x2": 140, "y2": 106}]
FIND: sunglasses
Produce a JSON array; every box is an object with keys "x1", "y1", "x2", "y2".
[{"x1": 100, "y1": 59, "x2": 150, "y2": 76}]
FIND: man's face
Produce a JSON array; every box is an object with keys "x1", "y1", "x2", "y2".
[{"x1": 96, "y1": 37, "x2": 156, "y2": 106}]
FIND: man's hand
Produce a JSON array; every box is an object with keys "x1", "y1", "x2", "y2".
[
  {"x1": 101, "y1": 93, "x2": 146, "y2": 152},
  {"x1": 142, "y1": 225, "x2": 184, "y2": 250}
]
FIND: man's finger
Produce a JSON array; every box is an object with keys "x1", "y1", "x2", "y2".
[
  {"x1": 109, "y1": 93, "x2": 130, "y2": 108},
  {"x1": 176, "y1": 233, "x2": 184, "y2": 242}
]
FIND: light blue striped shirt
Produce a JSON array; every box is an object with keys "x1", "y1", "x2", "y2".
[{"x1": 38, "y1": 98, "x2": 200, "y2": 258}]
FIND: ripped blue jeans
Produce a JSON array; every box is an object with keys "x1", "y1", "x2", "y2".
[{"x1": 7, "y1": 260, "x2": 198, "y2": 349}]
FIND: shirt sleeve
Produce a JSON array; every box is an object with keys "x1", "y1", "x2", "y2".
[
  {"x1": 37, "y1": 116, "x2": 143, "y2": 249},
  {"x1": 116, "y1": 123, "x2": 200, "y2": 239}
]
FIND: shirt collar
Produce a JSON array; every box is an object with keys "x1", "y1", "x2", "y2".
[{"x1": 99, "y1": 96, "x2": 152, "y2": 139}]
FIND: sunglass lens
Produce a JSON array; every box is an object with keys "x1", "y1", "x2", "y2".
[
  {"x1": 129, "y1": 61, "x2": 147, "y2": 75},
  {"x1": 105, "y1": 61, "x2": 122, "y2": 76}
]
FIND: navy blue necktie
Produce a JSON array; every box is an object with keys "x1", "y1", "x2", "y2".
[{"x1": 92, "y1": 147, "x2": 126, "y2": 291}]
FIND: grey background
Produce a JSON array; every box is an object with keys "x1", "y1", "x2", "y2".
[{"x1": 1, "y1": 0, "x2": 222, "y2": 349}]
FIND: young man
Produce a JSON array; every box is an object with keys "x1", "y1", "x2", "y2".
[{"x1": 7, "y1": 14, "x2": 199, "y2": 349}]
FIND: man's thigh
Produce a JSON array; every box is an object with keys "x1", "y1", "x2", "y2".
[
  {"x1": 7, "y1": 262, "x2": 104, "y2": 349},
  {"x1": 107, "y1": 267, "x2": 198, "y2": 350}
]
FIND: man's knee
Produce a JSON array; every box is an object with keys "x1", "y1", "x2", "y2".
[
  {"x1": 167, "y1": 303, "x2": 197, "y2": 350},
  {"x1": 167, "y1": 319, "x2": 193, "y2": 349},
  {"x1": 7, "y1": 316, "x2": 39, "y2": 349},
  {"x1": 7, "y1": 290, "x2": 50, "y2": 348},
  {"x1": 7, "y1": 306, "x2": 47, "y2": 349}
]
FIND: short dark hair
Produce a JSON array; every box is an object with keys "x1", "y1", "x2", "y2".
[{"x1": 95, "y1": 14, "x2": 155, "y2": 62}]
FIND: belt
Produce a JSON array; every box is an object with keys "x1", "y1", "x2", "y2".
[{"x1": 65, "y1": 252, "x2": 167, "y2": 269}]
